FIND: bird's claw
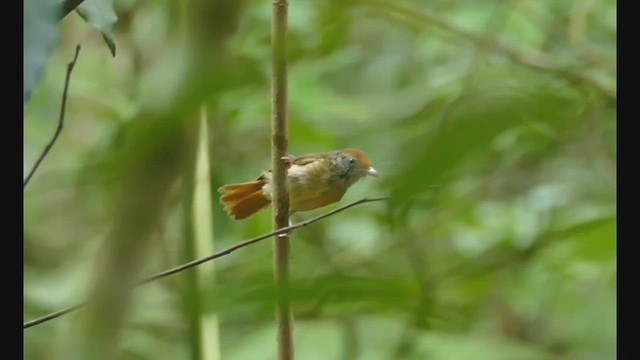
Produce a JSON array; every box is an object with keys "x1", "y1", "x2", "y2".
[
  {"x1": 277, "y1": 218, "x2": 294, "y2": 237},
  {"x1": 281, "y1": 154, "x2": 296, "y2": 168}
]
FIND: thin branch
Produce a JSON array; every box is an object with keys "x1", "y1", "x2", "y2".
[
  {"x1": 22, "y1": 303, "x2": 86, "y2": 329},
  {"x1": 23, "y1": 45, "x2": 81, "y2": 189},
  {"x1": 23, "y1": 197, "x2": 389, "y2": 329}
]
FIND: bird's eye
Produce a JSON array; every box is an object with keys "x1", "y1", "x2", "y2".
[{"x1": 348, "y1": 157, "x2": 356, "y2": 165}]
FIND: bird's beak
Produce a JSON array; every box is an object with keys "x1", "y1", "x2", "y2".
[{"x1": 367, "y1": 167, "x2": 379, "y2": 177}]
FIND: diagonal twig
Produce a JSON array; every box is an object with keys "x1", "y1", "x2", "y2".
[
  {"x1": 23, "y1": 45, "x2": 81, "y2": 189},
  {"x1": 23, "y1": 197, "x2": 389, "y2": 329}
]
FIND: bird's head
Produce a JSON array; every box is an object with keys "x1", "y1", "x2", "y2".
[{"x1": 330, "y1": 149, "x2": 378, "y2": 186}]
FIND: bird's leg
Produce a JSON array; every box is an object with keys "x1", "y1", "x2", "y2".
[{"x1": 277, "y1": 155, "x2": 295, "y2": 237}]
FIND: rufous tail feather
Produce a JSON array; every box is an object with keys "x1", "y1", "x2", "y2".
[{"x1": 218, "y1": 180, "x2": 271, "y2": 220}]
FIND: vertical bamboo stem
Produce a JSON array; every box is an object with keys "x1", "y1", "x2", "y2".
[{"x1": 271, "y1": 0, "x2": 294, "y2": 359}]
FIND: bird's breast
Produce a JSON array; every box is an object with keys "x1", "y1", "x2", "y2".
[
  {"x1": 262, "y1": 160, "x2": 346, "y2": 213},
  {"x1": 288, "y1": 162, "x2": 341, "y2": 209}
]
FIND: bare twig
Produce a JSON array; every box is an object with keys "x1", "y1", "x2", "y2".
[
  {"x1": 22, "y1": 303, "x2": 86, "y2": 329},
  {"x1": 23, "y1": 45, "x2": 81, "y2": 189},
  {"x1": 23, "y1": 197, "x2": 389, "y2": 329}
]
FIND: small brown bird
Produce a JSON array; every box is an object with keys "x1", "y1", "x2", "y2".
[{"x1": 218, "y1": 149, "x2": 378, "y2": 220}]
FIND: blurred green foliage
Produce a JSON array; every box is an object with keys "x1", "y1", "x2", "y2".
[{"x1": 24, "y1": 0, "x2": 615, "y2": 359}]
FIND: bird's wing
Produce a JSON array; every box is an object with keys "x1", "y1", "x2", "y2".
[
  {"x1": 291, "y1": 153, "x2": 324, "y2": 166},
  {"x1": 255, "y1": 153, "x2": 324, "y2": 181}
]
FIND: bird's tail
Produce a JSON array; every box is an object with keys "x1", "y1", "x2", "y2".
[{"x1": 218, "y1": 180, "x2": 271, "y2": 220}]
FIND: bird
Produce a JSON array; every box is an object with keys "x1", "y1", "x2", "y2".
[{"x1": 218, "y1": 149, "x2": 378, "y2": 220}]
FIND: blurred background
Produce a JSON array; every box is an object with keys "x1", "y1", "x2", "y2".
[{"x1": 24, "y1": 0, "x2": 616, "y2": 359}]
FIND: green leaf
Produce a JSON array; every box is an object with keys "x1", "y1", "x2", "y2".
[
  {"x1": 23, "y1": 0, "x2": 61, "y2": 104},
  {"x1": 77, "y1": 0, "x2": 118, "y2": 56},
  {"x1": 387, "y1": 78, "x2": 583, "y2": 202}
]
